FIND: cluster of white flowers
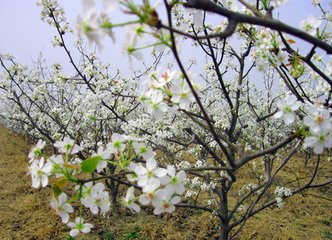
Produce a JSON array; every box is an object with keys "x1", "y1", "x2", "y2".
[
  {"x1": 0, "y1": 51, "x2": 140, "y2": 150},
  {"x1": 139, "y1": 70, "x2": 200, "y2": 118},
  {"x1": 81, "y1": 182, "x2": 111, "y2": 216},
  {"x1": 27, "y1": 132, "x2": 187, "y2": 236},
  {"x1": 275, "y1": 197, "x2": 284, "y2": 209},
  {"x1": 176, "y1": 160, "x2": 192, "y2": 169},
  {"x1": 300, "y1": 15, "x2": 322, "y2": 36},
  {"x1": 275, "y1": 186, "x2": 293, "y2": 197},
  {"x1": 236, "y1": 204, "x2": 246, "y2": 213},
  {"x1": 185, "y1": 190, "x2": 198, "y2": 199},
  {"x1": 195, "y1": 159, "x2": 206, "y2": 167},
  {"x1": 274, "y1": 186, "x2": 293, "y2": 209},
  {"x1": 312, "y1": 0, "x2": 321, "y2": 6},
  {"x1": 274, "y1": 95, "x2": 301, "y2": 125},
  {"x1": 76, "y1": 0, "x2": 117, "y2": 51},
  {"x1": 201, "y1": 181, "x2": 217, "y2": 191},
  {"x1": 249, "y1": 28, "x2": 289, "y2": 71},
  {"x1": 191, "y1": 177, "x2": 202, "y2": 189},
  {"x1": 274, "y1": 95, "x2": 332, "y2": 154},
  {"x1": 303, "y1": 105, "x2": 332, "y2": 154},
  {"x1": 189, "y1": 176, "x2": 217, "y2": 192},
  {"x1": 28, "y1": 137, "x2": 95, "y2": 236},
  {"x1": 124, "y1": 158, "x2": 187, "y2": 215},
  {"x1": 36, "y1": 0, "x2": 71, "y2": 34}
]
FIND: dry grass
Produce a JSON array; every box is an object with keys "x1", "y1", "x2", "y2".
[
  {"x1": 0, "y1": 125, "x2": 67, "y2": 240},
  {"x1": 236, "y1": 192, "x2": 332, "y2": 240},
  {"x1": 0, "y1": 125, "x2": 331, "y2": 240},
  {"x1": 232, "y1": 155, "x2": 332, "y2": 240}
]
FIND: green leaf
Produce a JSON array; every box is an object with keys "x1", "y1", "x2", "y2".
[
  {"x1": 81, "y1": 156, "x2": 102, "y2": 173},
  {"x1": 261, "y1": 0, "x2": 270, "y2": 9}
]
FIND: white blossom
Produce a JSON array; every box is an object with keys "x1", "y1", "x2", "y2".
[
  {"x1": 304, "y1": 105, "x2": 331, "y2": 135},
  {"x1": 300, "y1": 15, "x2": 322, "y2": 36},
  {"x1": 146, "y1": 91, "x2": 168, "y2": 118},
  {"x1": 28, "y1": 139, "x2": 46, "y2": 161},
  {"x1": 133, "y1": 142, "x2": 154, "y2": 160},
  {"x1": 81, "y1": 183, "x2": 110, "y2": 216},
  {"x1": 50, "y1": 192, "x2": 73, "y2": 223},
  {"x1": 312, "y1": 0, "x2": 321, "y2": 6},
  {"x1": 171, "y1": 80, "x2": 195, "y2": 110},
  {"x1": 124, "y1": 186, "x2": 140, "y2": 213},
  {"x1": 49, "y1": 154, "x2": 64, "y2": 178},
  {"x1": 274, "y1": 95, "x2": 301, "y2": 125},
  {"x1": 304, "y1": 131, "x2": 332, "y2": 154},
  {"x1": 139, "y1": 189, "x2": 158, "y2": 206},
  {"x1": 134, "y1": 158, "x2": 167, "y2": 192},
  {"x1": 106, "y1": 133, "x2": 126, "y2": 154},
  {"x1": 54, "y1": 137, "x2": 83, "y2": 154},
  {"x1": 68, "y1": 217, "x2": 93, "y2": 237},
  {"x1": 29, "y1": 158, "x2": 53, "y2": 188},
  {"x1": 162, "y1": 166, "x2": 186, "y2": 195},
  {"x1": 152, "y1": 190, "x2": 180, "y2": 215},
  {"x1": 92, "y1": 146, "x2": 112, "y2": 173}
]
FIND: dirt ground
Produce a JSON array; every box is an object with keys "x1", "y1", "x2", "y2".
[
  {"x1": 0, "y1": 125, "x2": 67, "y2": 240},
  {"x1": 0, "y1": 125, "x2": 331, "y2": 240}
]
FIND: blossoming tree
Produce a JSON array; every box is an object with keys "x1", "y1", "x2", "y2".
[{"x1": 0, "y1": 0, "x2": 331, "y2": 239}]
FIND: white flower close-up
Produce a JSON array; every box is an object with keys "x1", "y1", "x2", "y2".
[
  {"x1": 28, "y1": 139, "x2": 46, "y2": 161},
  {"x1": 29, "y1": 157, "x2": 53, "y2": 188},
  {"x1": 50, "y1": 192, "x2": 74, "y2": 223},
  {"x1": 124, "y1": 186, "x2": 141, "y2": 213},
  {"x1": 274, "y1": 95, "x2": 301, "y2": 125},
  {"x1": 81, "y1": 182, "x2": 110, "y2": 216},
  {"x1": 68, "y1": 217, "x2": 93, "y2": 237}
]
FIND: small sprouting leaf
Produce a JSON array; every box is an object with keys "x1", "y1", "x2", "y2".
[
  {"x1": 56, "y1": 177, "x2": 69, "y2": 188},
  {"x1": 52, "y1": 184, "x2": 62, "y2": 197},
  {"x1": 81, "y1": 156, "x2": 102, "y2": 173},
  {"x1": 52, "y1": 177, "x2": 69, "y2": 197},
  {"x1": 63, "y1": 163, "x2": 81, "y2": 170},
  {"x1": 287, "y1": 39, "x2": 296, "y2": 44}
]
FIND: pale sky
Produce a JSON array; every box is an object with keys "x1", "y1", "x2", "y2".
[
  {"x1": 0, "y1": 0, "x2": 131, "y2": 73},
  {"x1": 0, "y1": 0, "x2": 325, "y2": 74},
  {"x1": 1, "y1": 1, "x2": 80, "y2": 68}
]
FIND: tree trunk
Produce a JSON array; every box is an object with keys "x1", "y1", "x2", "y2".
[
  {"x1": 219, "y1": 185, "x2": 230, "y2": 240},
  {"x1": 219, "y1": 228, "x2": 229, "y2": 240},
  {"x1": 107, "y1": 163, "x2": 119, "y2": 213}
]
